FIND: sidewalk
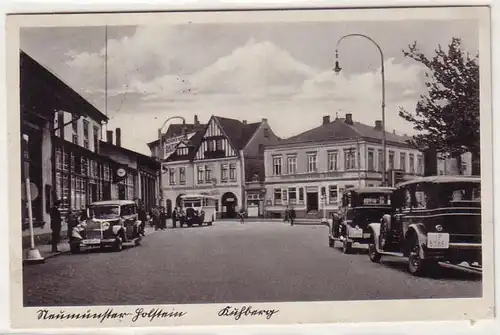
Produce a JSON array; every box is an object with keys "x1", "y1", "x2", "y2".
[{"x1": 23, "y1": 227, "x2": 158, "y2": 262}]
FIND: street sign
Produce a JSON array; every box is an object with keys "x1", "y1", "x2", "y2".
[{"x1": 21, "y1": 182, "x2": 39, "y2": 201}]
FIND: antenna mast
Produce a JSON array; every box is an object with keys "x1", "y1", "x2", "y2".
[{"x1": 104, "y1": 25, "x2": 108, "y2": 132}]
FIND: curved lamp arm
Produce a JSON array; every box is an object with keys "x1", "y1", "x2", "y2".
[{"x1": 159, "y1": 116, "x2": 186, "y2": 135}]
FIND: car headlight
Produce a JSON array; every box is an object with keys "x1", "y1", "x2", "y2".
[{"x1": 101, "y1": 222, "x2": 110, "y2": 230}]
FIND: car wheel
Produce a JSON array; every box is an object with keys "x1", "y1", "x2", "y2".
[
  {"x1": 408, "y1": 236, "x2": 435, "y2": 276},
  {"x1": 342, "y1": 240, "x2": 352, "y2": 254},
  {"x1": 70, "y1": 243, "x2": 80, "y2": 254},
  {"x1": 113, "y1": 237, "x2": 123, "y2": 252},
  {"x1": 368, "y1": 237, "x2": 382, "y2": 263}
]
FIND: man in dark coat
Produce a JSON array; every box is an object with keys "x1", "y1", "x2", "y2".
[
  {"x1": 50, "y1": 200, "x2": 62, "y2": 252},
  {"x1": 172, "y1": 207, "x2": 178, "y2": 228},
  {"x1": 289, "y1": 206, "x2": 296, "y2": 226},
  {"x1": 66, "y1": 209, "x2": 79, "y2": 240}
]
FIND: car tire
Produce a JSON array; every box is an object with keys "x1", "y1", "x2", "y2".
[
  {"x1": 407, "y1": 236, "x2": 436, "y2": 276},
  {"x1": 342, "y1": 240, "x2": 352, "y2": 254},
  {"x1": 70, "y1": 243, "x2": 80, "y2": 254},
  {"x1": 368, "y1": 237, "x2": 382, "y2": 263},
  {"x1": 113, "y1": 237, "x2": 123, "y2": 252}
]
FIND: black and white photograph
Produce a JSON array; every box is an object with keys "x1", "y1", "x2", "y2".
[{"x1": 7, "y1": 5, "x2": 494, "y2": 329}]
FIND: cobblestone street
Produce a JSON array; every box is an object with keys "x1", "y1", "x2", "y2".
[{"x1": 23, "y1": 220, "x2": 481, "y2": 307}]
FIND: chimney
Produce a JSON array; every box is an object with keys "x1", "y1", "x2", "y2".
[
  {"x1": 116, "y1": 128, "x2": 121, "y2": 147},
  {"x1": 262, "y1": 118, "x2": 268, "y2": 122},
  {"x1": 194, "y1": 115, "x2": 199, "y2": 125},
  {"x1": 392, "y1": 129, "x2": 396, "y2": 134},
  {"x1": 242, "y1": 120, "x2": 247, "y2": 124},
  {"x1": 106, "y1": 130, "x2": 113, "y2": 144},
  {"x1": 345, "y1": 113, "x2": 353, "y2": 125},
  {"x1": 375, "y1": 120, "x2": 383, "y2": 131},
  {"x1": 322, "y1": 115, "x2": 330, "y2": 125}
]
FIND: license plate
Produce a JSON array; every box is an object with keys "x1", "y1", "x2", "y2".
[
  {"x1": 82, "y1": 239, "x2": 100, "y2": 245},
  {"x1": 348, "y1": 228, "x2": 363, "y2": 238},
  {"x1": 427, "y1": 233, "x2": 450, "y2": 249}
]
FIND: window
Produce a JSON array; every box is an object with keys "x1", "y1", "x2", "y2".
[
  {"x1": 400, "y1": 153, "x2": 406, "y2": 172},
  {"x1": 176, "y1": 147, "x2": 188, "y2": 156},
  {"x1": 417, "y1": 155, "x2": 423, "y2": 175},
  {"x1": 83, "y1": 120, "x2": 89, "y2": 149},
  {"x1": 197, "y1": 166, "x2": 204, "y2": 184},
  {"x1": 328, "y1": 151, "x2": 338, "y2": 171},
  {"x1": 207, "y1": 140, "x2": 214, "y2": 151},
  {"x1": 307, "y1": 153, "x2": 317, "y2": 172},
  {"x1": 72, "y1": 119, "x2": 78, "y2": 134},
  {"x1": 389, "y1": 151, "x2": 395, "y2": 170},
  {"x1": 274, "y1": 188, "x2": 282, "y2": 205},
  {"x1": 409, "y1": 154, "x2": 415, "y2": 173},
  {"x1": 273, "y1": 156, "x2": 282, "y2": 175},
  {"x1": 216, "y1": 139, "x2": 223, "y2": 151},
  {"x1": 221, "y1": 164, "x2": 228, "y2": 182},
  {"x1": 414, "y1": 184, "x2": 427, "y2": 209},
  {"x1": 258, "y1": 144, "x2": 264, "y2": 154},
  {"x1": 282, "y1": 189, "x2": 288, "y2": 202},
  {"x1": 264, "y1": 128, "x2": 269, "y2": 138},
  {"x1": 367, "y1": 149, "x2": 375, "y2": 171},
  {"x1": 298, "y1": 188, "x2": 304, "y2": 203},
  {"x1": 288, "y1": 187, "x2": 297, "y2": 204},
  {"x1": 344, "y1": 149, "x2": 356, "y2": 170},
  {"x1": 205, "y1": 165, "x2": 212, "y2": 182},
  {"x1": 378, "y1": 150, "x2": 384, "y2": 172},
  {"x1": 169, "y1": 168, "x2": 176, "y2": 185},
  {"x1": 329, "y1": 185, "x2": 338, "y2": 204},
  {"x1": 287, "y1": 155, "x2": 297, "y2": 174},
  {"x1": 179, "y1": 167, "x2": 186, "y2": 185},
  {"x1": 72, "y1": 134, "x2": 78, "y2": 145},
  {"x1": 93, "y1": 126, "x2": 100, "y2": 152},
  {"x1": 229, "y1": 163, "x2": 236, "y2": 180}
]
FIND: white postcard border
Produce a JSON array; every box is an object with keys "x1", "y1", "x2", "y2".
[{"x1": 6, "y1": 6, "x2": 494, "y2": 329}]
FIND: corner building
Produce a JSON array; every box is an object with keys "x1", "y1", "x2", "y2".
[{"x1": 263, "y1": 113, "x2": 424, "y2": 219}]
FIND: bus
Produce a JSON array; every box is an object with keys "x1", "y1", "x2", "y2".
[{"x1": 179, "y1": 194, "x2": 217, "y2": 227}]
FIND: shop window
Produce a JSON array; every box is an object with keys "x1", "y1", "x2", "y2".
[{"x1": 274, "y1": 188, "x2": 282, "y2": 205}]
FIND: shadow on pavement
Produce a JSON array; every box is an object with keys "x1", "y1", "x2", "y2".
[{"x1": 379, "y1": 259, "x2": 482, "y2": 281}]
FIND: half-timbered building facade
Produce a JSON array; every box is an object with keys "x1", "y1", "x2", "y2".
[{"x1": 158, "y1": 115, "x2": 280, "y2": 218}]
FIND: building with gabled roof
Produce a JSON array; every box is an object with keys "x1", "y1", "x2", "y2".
[
  {"x1": 263, "y1": 113, "x2": 424, "y2": 219},
  {"x1": 150, "y1": 114, "x2": 280, "y2": 218}
]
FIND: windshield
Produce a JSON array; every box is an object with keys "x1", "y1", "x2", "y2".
[
  {"x1": 359, "y1": 193, "x2": 391, "y2": 206},
  {"x1": 183, "y1": 200, "x2": 202, "y2": 208},
  {"x1": 89, "y1": 205, "x2": 120, "y2": 219},
  {"x1": 437, "y1": 182, "x2": 481, "y2": 206}
]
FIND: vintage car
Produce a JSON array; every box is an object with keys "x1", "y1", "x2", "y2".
[
  {"x1": 367, "y1": 176, "x2": 482, "y2": 276},
  {"x1": 329, "y1": 187, "x2": 395, "y2": 253},
  {"x1": 69, "y1": 200, "x2": 142, "y2": 253},
  {"x1": 179, "y1": 194, "x2": 217, "y2": 227}
]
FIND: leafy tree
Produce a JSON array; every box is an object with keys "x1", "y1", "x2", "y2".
[{"x1": 399, "y1": 37, "x2": 480, "y2": 175}]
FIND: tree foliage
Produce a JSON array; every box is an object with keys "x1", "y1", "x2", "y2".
[{"x1": 398, "y1": 38, "x2": 480, "y2": 161}]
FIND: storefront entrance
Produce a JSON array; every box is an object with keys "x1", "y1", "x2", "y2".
[
  {"x1": 221, "y1": 192, "x2": 238, "y2": 218},
  {"x1": 306, "y1": 191, "x2": 319, "y2": 212}
]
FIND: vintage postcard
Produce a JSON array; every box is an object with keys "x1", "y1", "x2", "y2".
[{"x1": 6, "y1": 5, "x2": 493, "y2": 329}]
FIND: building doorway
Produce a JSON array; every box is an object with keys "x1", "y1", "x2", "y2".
[
  {"x1": 102, "y1": 182, "x2": 111, "y2": 200},
  {"x1": 306, "y1": 191, "x2": 319, "y2": 212},
  {"x1": 166, "y1": 199, "x2": 172, "y2": 217},
  {"x1": 221, "y1": 192, "x2": 238, "y2": 218}
]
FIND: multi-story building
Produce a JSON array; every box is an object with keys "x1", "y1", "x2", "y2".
[
  {"x1": 151, "y1": 115, "x2": 280, "y2": 218},
  {"x1": 20, "y1": 50, "x2": 115, "y2": 236},
  {"x1": 263, "y1": 113, "x2": 424, "y2": 218},
  {"x1": 99, "y1": 128, "x2": 161, "y2": 211}
]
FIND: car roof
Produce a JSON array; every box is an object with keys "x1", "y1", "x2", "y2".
[
  {"x1": 89, "y1": 200, "x2": 137, "y2": 206},
  {"x1": 347, "y1": 186, "x2": 396, "y2": 194},
  {"x1": 181, "y1": 194, "x2": 218, "y2": 200},
  {"x1": 395, "y1": 175, "x2": 481, "y2": 188}
]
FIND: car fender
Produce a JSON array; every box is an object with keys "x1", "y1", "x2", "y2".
[
  {"x1": 368, "y1": 223, "x2": 381, "y2": 249},
  {"x1": 405, "y1": 223, "x2": 427, "y2": 258},
  {"x1": 112, "y1": 225, "x2": 124, "y2": 235},
  {"x1": 71, "y1": 229, "x2": 83, "y2": 239}
]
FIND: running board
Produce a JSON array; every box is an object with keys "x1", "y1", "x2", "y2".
[{"x1": 378, "y1": 251, "x2": 405, "y2": 257}]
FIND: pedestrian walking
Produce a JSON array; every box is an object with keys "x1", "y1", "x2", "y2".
[
  {"x1": 66, "y1": 209, "x2": 79, "y2": 240},
  {"x1": 172, "y1": 207, "x2": 178, "y2": 228},
  {"x1": 138, "y1": 205, "x2": 147, "y2": 236},
  {"x1": 238, "y1": 206, "x2": 246, "y2": 224},
  {"x1": 283, "y1": 205, "x2": 290, "y2": 222},
  {"x1": 160, "y1": 207, "x2": 167, "y2": 230},
  {"x1": 289, "y1": 206, "x2": 296, "y2": 226},
  {"x1": 49, "y1": 200, "x2": 62, "y2": 252},
  {"x1": 152, "y1": 207, "x2": 161, "y2": 230}
]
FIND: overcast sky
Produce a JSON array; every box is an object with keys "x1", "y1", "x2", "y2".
[{"x1": 20, "y1": 19, "x2": 479, "y2": 155}]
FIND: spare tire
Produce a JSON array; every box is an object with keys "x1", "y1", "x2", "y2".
[{"x1": 186, "y1": 207, "x2": 195, "y2": 218}]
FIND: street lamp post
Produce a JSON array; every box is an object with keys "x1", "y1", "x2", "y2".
[
  {"x1": 158, "y1": 116, "x2": 187, "y2": 160},
  {"x1": 333, "y1": 33, "x2": 387, "y2": 186}
]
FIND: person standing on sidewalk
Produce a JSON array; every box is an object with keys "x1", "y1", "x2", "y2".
[
  {"x1": 238, "y1": 206, "x2": 246, "y2": 224},
  {"x1": 138, "y1": 205, "x2": 147, "y2": 236},
  {"x1": 159, "y1": 207, "x2": 167, "y2": 230},
  {"x1": 172, "y1": 207, "x2": 178, "y2": 228},
  {"x1": 283, "y1": 205, "x2": 290, "y2": 223},
  {"x1": 289, "y1": 206, "x2": 296, "y2": 226},
  {"x1": 50, "y1": 200, "x2": 62, "y2": 252}
]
